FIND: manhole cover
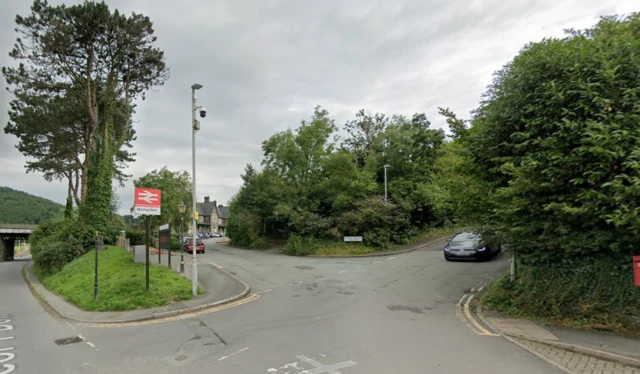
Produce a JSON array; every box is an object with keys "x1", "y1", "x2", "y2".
[
  {"x1": 175, "y1": 355, "x2": 188, "y2": 361},
  {"x1": 55, "y1": 336, "x2": 83, "y2": 345},
  {"x1": 294, "y1": 266, "x2": 315, "y2": 270}
]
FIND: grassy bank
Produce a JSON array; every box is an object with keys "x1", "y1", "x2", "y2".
[
  {"x1": 36, "y1": 246, "x2": 200, "y2": 311},
  {"x1": 481, "y1": 257, "x2": 640, "y2": 333}
]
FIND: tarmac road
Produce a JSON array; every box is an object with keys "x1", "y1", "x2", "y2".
[{"x1": 0, "y1": 240, "x2": 565, "y2": 373}]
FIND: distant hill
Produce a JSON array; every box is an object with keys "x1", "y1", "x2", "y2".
[{"x1": 0, "y1": 186, "x2": 64, "y2": 224}]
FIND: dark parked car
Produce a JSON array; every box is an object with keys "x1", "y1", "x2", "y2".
[
  {"x1": 443, "y1": 231, "x2": 500, "y2": 261},
  {"x1": 185, "y1": 238, "x2": 205, "y2": 254}
]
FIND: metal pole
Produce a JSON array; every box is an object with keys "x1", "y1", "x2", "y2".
[
  {"x1": 168, "y1": 221, "x2": 172, "y2": 269},
  {"x1": 180, "y1": 217, "x2": 185, "y2": 273},
  {"x1": 158, "y1": 225, "x2": 161, "y2": 265},
  {"x1": 384, "y1": 166, "x2": 388, "y2": 203},
  {"x1": 94, "y1": 232, "x2": 98, "y2": 301},
  {"x1": 510, "y1": 250, "x2": 517, "y2": 282},
  {"x1": 191, "y1": 88, "x2": 198, "y2": 296},
  {"x1": 146, "y1": 215, "x2": 150, "y2": 293}
]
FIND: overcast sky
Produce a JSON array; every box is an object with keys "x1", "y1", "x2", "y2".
[{"x1": 0, "y1": 0, "x2": 636, "y2": 215}]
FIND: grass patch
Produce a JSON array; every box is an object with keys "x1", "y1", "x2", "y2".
[
  {"x1": 36, "y1": 246, "x2": 201, "y2": 312},
  {"x1": 314, "y1": 243, "x2": 378, "y2": 256}
]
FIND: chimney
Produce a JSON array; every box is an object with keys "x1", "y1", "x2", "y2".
[
  {"x1": 204, "y1": 196, "x2": 210, "y2": 203},
  {"x1": 212, "y1": 200, "x2": 217, "y2": 206}
]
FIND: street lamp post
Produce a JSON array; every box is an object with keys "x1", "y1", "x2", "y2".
[
  {"x1": 191, "y1": 83, "x2": 203, "y2": 297},
  {"x1": 384, "y1": 164, "x2": 390, "y2": 203},
  {"x1": 178, "y1": 201, "x2": 186, "y2": 273}
]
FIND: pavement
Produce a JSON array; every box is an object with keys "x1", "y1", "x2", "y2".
[
  {"x1": 0, "y1": 236, "x2": 635, "y2": 373},
  {"x1": 479, "y1": 306, "x2": 640, "y2": 374}
]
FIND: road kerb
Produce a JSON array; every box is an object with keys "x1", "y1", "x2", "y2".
[
  {"x1": 475, "y1": 305, "x2": 573, "y2": 373},
  {"x1": 476, "y1": 304, "x2": 640, "y2": 371},
  {"x1": 513, "y1": 336, "x2": 640, "y2": 369},
  {"x1": 22, "y1": 261, "x2": 252, "y2": 325}
]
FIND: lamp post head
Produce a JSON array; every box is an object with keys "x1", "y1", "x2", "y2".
[
  {"x1": 384, "y1": 164, "x2": 390, "y2": 168},
  {"x1": 178, "y1": 201, "x2": 186, "y2": 214},
  {"x1": 191, "y1": 83, "x2": 203, "y2": 90}
]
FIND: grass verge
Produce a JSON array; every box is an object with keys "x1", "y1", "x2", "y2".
[
  {"x1": 314, "y1": 243, "x2": 378, "y2": 256},
  {"x1": 35, "y1": 246, "x2": 202, "y2": 312}
]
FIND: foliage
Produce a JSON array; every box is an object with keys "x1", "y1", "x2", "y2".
[
  {"x1": 229, "y1": 106, "x2": 447, "y2": 252},
  {"x1": 126, "y1": 230, "x2": 147, "y2": 246},
  {"x1": 37, "y1": 246, "x2": 200, "y2": 311},
  {"x1": 465, "y1": 14, "x2": 640, "y2": 328},
  {"x1": 0, "y1": 186, "x2": 63, "y2": 224},
  {"x1": 133, "y1": 167, "x2": 192, "y2": 231},
  {"x1": 3, "y1": 0, "x2": 169, "y2": 228},
  {"x1": 249, "y1": 237, "x2": 271, "y2": 250},
  {"x1": 483, "y1": 258, "x2": 640, "y2": 330},
  {"x1": 284, "y1": 234, "x2": 316, "y2": 256},
  {"x1": 30, "y1": 218, "x2": 94, "y2": 274}
]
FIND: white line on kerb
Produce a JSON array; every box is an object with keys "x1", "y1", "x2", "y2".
[{"x1": 218, "y1": 347, "x2": 249, "y2": 361}]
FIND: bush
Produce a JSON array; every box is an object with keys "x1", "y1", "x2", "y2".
[
  {"x1": 249, "y1": 237, "x2": 271, "y2": 249},
  {"x1": 482, "y1": 256, "x2": 640, "y2": 330},
  {"x1": 284, "y1": 234, "x2": 316, "y2": 256},
  {"x1": 30, "y1": 218, "x2": 93, "y2": 274},
  {"x1": 363, "y1": 228, "x2": 391, "y2": 250},
  {"x1": 171, "y1": 236, "x2": 181, "y2": 250},
  {"x1": 126, "y1": 230, "x2": 147, "y2": 246}
]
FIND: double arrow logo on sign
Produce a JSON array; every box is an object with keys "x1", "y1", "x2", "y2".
[{"x1": 137, "y1": 190, "x2": 159, "y2": 204}]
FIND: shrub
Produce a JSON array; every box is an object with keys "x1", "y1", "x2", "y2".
[
  {"x1": 482, "y1": 256, "x2": 640, "y2": 330},
  {"x1": 171, "y1": 236, "x2": 181, "y2": 250},
  {"x1": 363, "y1": 228, "x2": 391, "y2": 249},
  {"x1": 30, "y1": 217, "x2": 93, "y2": 274},
  {"x1": 284, "y1": 234, "x2": 316, "y2": 256},
  {"x1": 126, "y1": 230, "x2": 147, "y2": 246},
  {"x1": 250, "y1": 237, "x2": 270, "y2": 250}
]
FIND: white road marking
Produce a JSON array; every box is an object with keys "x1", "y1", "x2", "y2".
[
  {"x1": 294, "y1": 355, "x2": 358, "y2": 374},
  {"x1": 357, "y1": 265, "x2": 362, "y2": 269},
  {"x1": 388, "y1": 257, "x2": 396, "y2": 260},
  {"x1": 260, "y1": 289, "x2": 273, "y2": 294},
  {"x1": 471, "y1": 287, "x2": 476, "y2": 292},
  {"x1": 373, "y1": 261, "x2": 381, "y2": 264},
  {"x1": 0, "y1": 315, "x2": 16, "y2": 373},
  {"x1": 338, "y1": 270, "x2": 348, "y2": 274},
  {"x1": 218, "y1": 346, "x2": 249, "y2": 361},
  {"x1": 77, "y1": 334, "x2": 85, "y2": 341},
  {"x1": 86, "y1": 342, "x2": 96, "y2": 348}
]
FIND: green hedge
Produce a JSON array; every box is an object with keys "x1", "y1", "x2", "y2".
[
  {"x1": 126, "y1": 230, "x2": 147, "y2": 246},
  {"x1": 482, "y1": 256, "x2": 640, "y2": 330}
]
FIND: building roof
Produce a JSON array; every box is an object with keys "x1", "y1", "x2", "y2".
[
  {"x1": 197, "y1": 202, "x2": 217, "y2": 216},
  {"x1": 217, "y1": 205, "x2": 230, "y2": 219}
]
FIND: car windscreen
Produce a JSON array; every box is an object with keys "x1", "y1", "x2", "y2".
[
  {"x1": 196, "y1": 239, "x2": 204, "y2": 245},
  {"x1": 452, "y1": 232, "x2": 479, "y2": 242}
]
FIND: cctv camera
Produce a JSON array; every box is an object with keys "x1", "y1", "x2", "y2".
[{"x1": 199, "y1": 107, "x2": 207, "y2": 118}]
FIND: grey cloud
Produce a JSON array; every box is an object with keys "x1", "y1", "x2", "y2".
[{"x1": 1, "y1": 0, "x2": 637, "y2": 214}]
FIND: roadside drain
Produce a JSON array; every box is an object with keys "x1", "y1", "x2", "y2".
[{"x1": 55, "y1": 336, "x2": 83, "y2": 345}]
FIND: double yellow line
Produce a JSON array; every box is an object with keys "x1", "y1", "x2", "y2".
[
  {"x1": 81, "y1": 293, "x2": 260, "y2": 328},
  {"x1": 456, "y1": 293, "x2": 499, "y2": 337}
]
